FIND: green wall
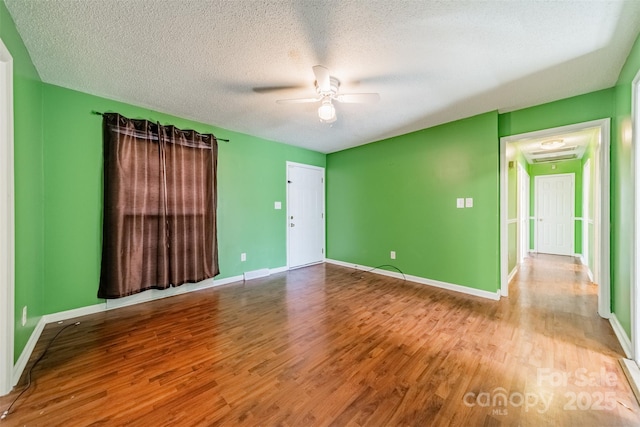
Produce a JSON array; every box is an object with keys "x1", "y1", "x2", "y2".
[
  {"x1": 42, "y1": 84, "x2": 325, "y2": 314},
  {"x1": 528, "y1": 159, "x2": 583, "y2": 254},
  {"x1": 1, "y1": 2, "x2": 45, "y2": 362},
  {"x1": 610, "y1": 31, "x2": 640, "y2": 338},
  {"x1": 327, "y1": 111, "x2": 500, "y2": 293},
  {"x1": 499, "y1": 89, "x2": 614, "y2": 138},
  {"x1": 5, "y1": 0, "x2": 640, "y2": 364}
]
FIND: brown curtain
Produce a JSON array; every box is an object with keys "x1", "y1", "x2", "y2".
[{"x1": 99, "y1": 113, "x2": 218, "y2": 299}]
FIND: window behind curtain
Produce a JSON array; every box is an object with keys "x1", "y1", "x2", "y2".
[{"x1": 98, "y1": 113, "x2": 218, "y2": 299}]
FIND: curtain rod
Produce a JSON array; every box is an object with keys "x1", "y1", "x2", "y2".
[{"x1": 92, "y1": 111, "x2": 230, "y2": 142}]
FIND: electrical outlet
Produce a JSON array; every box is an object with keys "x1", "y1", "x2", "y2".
[
  {"x1": 22, "y1": 306, "x2": 27, "y2": 326},
  {"x1": 465, "y1": 197, "x2": 473, "y2": 208},
  {"x1": 456, "y1": 198, "x2": 465, "y2": 208},
  {"x1": 390, "y1": 251, "x2": 396, "y2": 260},
  {"x1": 241, "y1": 253, "x2": 247, "y2": 262}
]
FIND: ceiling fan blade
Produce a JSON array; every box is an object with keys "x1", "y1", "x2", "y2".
[
  {"x1": 252, "y1": 85, "x2": 306, "y2": 94},
  {"x1": 313, "y1": 65, "x2": 331, "y2": 93},
  {"x1": 276, "y1": 97, "x2": 321, "y2": 104},
  {"x1": 335, "y1": 93, "x2": 380, "y2": 103}
]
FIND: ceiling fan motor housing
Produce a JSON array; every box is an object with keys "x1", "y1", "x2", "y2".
[{"x1": 316, "y1": 76, "x2": 340, "y2": 97}]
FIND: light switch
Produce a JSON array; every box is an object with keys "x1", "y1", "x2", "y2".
[
  {"x1": 457, "y1": 198, "x2": 465, "y2": 208},
  {"x1": 274, "y1": 201, "x2": 282, "y2": 210},
  {"x1": 465, "y1": 198, "x2": 473, "y2": 208}
]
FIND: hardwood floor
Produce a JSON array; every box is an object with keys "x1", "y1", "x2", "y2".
[{"x1": 1, "y1": 255, "x2": 639, "y2": 426}]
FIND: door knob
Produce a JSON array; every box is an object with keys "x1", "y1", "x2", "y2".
[{"x1": 290, "y1": 223, "x2": 295, "y2": 227}]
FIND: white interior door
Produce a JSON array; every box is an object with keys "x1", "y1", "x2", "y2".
[
  {"x1": 287, "y1": 162, "x2": 325, "y2": 269},
  {"x1": 535, "y1": 173, "x2": 575, "y2": 256}
]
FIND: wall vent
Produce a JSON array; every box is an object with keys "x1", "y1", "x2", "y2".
[
  {"x1": 532, "y1": 154, "x2": 577, "y2": 163},
  {"x1": 244, "y1": 268, "x2": 270, "y2": 281}
]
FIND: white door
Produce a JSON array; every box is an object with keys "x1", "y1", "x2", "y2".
[
  {"x1": 535, "y1": 173, "x2": 575, "y2": 256},
  {"x1": 287, "y1": 162, "x2": 325, "y2": 268}
]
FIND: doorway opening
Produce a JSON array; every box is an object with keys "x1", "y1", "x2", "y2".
[{"x1": 499, "y1": 119, "x2": 610, "y2": 317}]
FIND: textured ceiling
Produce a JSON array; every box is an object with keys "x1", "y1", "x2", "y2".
[{"x1": 5, "y1": 0, "x2": 640, "y2": 153}]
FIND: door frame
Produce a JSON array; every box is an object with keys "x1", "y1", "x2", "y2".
[
  {"x1": 285, "y1": 161, "x2": 326, "y2": 269},
  {"x1": 0, "y1": 39, "x2": 15, "y2": 396},
  {"x1": 533, "y1": 173, "x2": 575, "y2": 256},
  {"x1": 632, "y1": 67, "x2": 640, "y2": 362},
  {"x1": 582, "y1": 158, "x2": 592, "y2": 279},
  {"x1": 517, "y1": 162, "x2": 530, "y2": 264},
  {"x1": 500, "y1": 118, "x2": 610, "y2": 318}
]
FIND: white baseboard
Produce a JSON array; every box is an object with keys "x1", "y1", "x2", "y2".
[
  {"x1": 244, "y1": 268, "x2": 270, "y2": 280},
  {"x1": 10, "y1": 271, "x2": 265, "y2": 388},
  {"x1": 508, "y1": 266, "x2": 518, "y2": 283},
  {"x1": 610, "y1": 313, "x2": 633, "y2": 359},
  {"x1": 573, "y1": 254, "x2": 595, "y2": 282},
  {"x1": 12, "y1": 317, "x2": 46, "y2": 387},
  {"x1": 45, "y1": 303, "x2": 107, "y2": 324},
  {"x1": 105, "y1": 274, "x2": 245, "y2": 310},
  {"x1": 620, "y1": 358, "x2": 640, "y2": 405},
  {"x1": 325, "y1": 259, "x2": 500, "y2": 301}
]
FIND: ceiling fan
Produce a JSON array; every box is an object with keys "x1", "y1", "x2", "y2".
[{"x1": 275, "y1": 65, "x2": 380, "y2": 123}]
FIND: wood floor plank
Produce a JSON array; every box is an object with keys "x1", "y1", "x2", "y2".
[{"x1": 1, "y1": 254, "x2": 639, "y2": 426}]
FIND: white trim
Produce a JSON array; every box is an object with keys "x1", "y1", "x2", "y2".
[
  {"x1": 500, "y1": 137, "x2": 508, "y2": 297},
  {"x1": 632, "y1": 65, "x2": 640, "y2": 362},
  {"x1": 105, "y1": 274, "x2": 244, "y2": 310},
  {"x1": 12, "y1": 302, "x2": 106, "y2": 385},
  {"x1": 620, "y1": 358, "x2": 640, "y2": 405},
  {"x1": 0, "y1": 39, "x2": 14, "y2": 396},
  {"x1": 286, "y1": 162, "x2": 326, "y2": 269},
  {"x1": 270, "y1": 266, "x2": 288, "y2": 275},
  {"x1": 596, "y1": 119, "x2": 611, "y2": 319},
  {"x1": 517, "y1": 163, "x2": 530, "y2": 265},
  {"x1": 506, "y1": 218, "x2": 518, "y2": 224},
  {"x1": 508, "y1": 265, "x2": 518, "y2": 283},
  {"x1": 9, "y1": 271, "x2": 256, "y2": 384},
  {"x1": 500, "y1": 119, "x2": 611, "y2": 319},
  {"x1": 582, "y1": 157, "x2": 592, "y2": 278},
  {"x1": 243, "y1": 268, "x2": 270, "y2": 280},
  {"x1": 44, "y1": 303, "x2": 106, "y2": 324},
  {"x1": 11, "y1": 317, "x2": 45, "y2": 387},
  {"x1": 610, "y1": 313, "x2": 633, "y2": 359},
  {"x1": 325, "y1": 259, "x2": 501, "y2": 301}
]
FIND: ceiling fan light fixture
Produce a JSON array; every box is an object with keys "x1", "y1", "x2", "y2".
[
  {"x1": 540, "y1": 139, "x2": 565, "y2": 150},
  {"x1": 318, "y1": 100, "x2": 336, "y2": 123}
]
